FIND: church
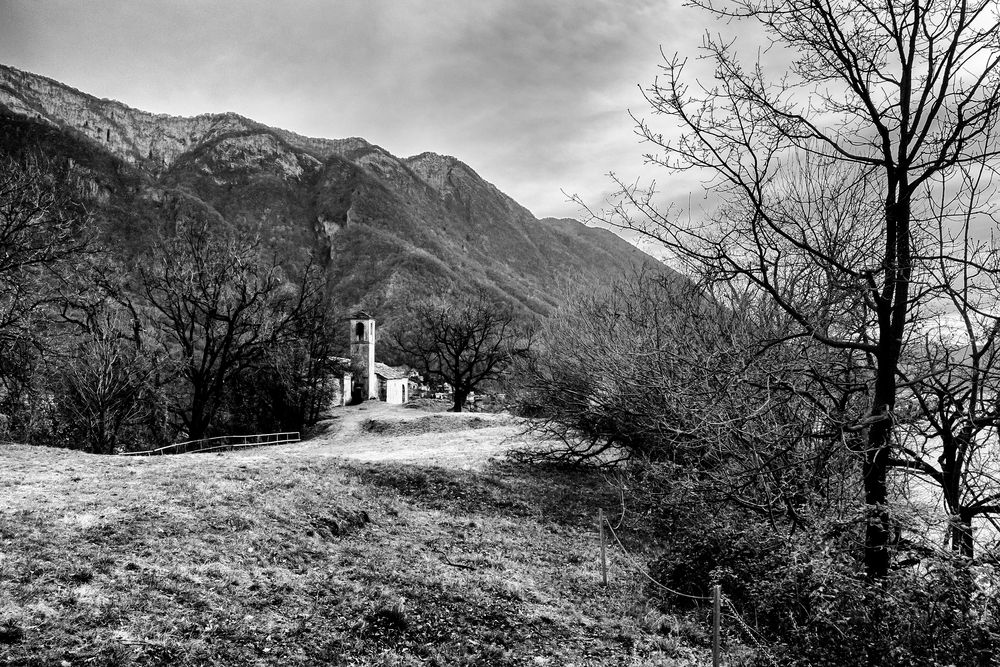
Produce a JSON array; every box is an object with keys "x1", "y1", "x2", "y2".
[{"x1": 332, "y1": 312, "x2": 410, "y2": 406}]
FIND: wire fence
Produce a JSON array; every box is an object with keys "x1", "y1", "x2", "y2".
[
  {"x1": 599, "y1": 513, "x2": 783, "y2": 666},
  {"x1": 118, "y1": 431, "x2": 301, "y2": 457},
  {"x1": 603, "y1": 518, "x2": 713, "y2": 602}
]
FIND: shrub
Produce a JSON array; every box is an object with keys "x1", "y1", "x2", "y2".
[{"x1": 650, "y1": 511, "x2": 999, "y2": 666}]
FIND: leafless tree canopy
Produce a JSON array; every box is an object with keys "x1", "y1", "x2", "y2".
[
  {"x1": 587, "y1": 0, "x2": 1000, "y2": 575},
  {"x1": 518, "y1": 271, "x2": 858, "y2": 531},
  {"x1": 0, "y1": 155, "x2": 89, "y2": 389},
  {"x1": 137, "y1": 222, "x2": 325, "y2": 441},
  {"x1": 390, "y1": 290, "x2": 532, "y2": 412}
]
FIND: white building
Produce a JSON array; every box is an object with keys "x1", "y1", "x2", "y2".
[
  {"x1": 345, "y1": 312, "x2": 409, "y2": 405},
  {"x1": 374, "y1": 362, "x2": 409, "y2": 404}
]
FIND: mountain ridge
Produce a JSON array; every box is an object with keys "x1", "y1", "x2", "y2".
[
  {"x1": 0, "y1": 63, "x2": 665, "y2": 322},
  {"x1": 0, "y1": 63, "x2": 475, "y2": 194}
]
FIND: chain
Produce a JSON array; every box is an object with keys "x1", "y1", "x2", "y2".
[{"x1": 723, "y1": 596, "x2": 782, "y2": 667}]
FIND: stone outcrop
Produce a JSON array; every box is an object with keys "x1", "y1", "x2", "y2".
[{"x1": 0, "y1": 64, "x2": 270, "y2": 168}]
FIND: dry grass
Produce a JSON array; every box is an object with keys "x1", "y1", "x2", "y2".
[
  {"x1": 0, "y1": 408, "x2": 710, "y2": 666},
  {"x1": 359, "y1": 413, "x2": 501, "y2": 437}
]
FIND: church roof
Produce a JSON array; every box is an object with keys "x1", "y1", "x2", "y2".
[
  {"x1": 352, "y1": 310, "x2": 374, "y2": 320},
  {"x1": 373, "y1": 362, "x2": 409, "y2": 380}
]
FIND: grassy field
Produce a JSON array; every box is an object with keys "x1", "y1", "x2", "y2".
[{"x1": 0, "y1": 406, "x2": 710, "y2": 666}]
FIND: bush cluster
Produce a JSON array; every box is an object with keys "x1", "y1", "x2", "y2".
[{"x1": 651, "y1": 510, "x2": 998, "y2": 666}]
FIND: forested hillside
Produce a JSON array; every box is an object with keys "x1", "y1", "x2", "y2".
[{"x1": 0, "y1": 63, "x2": 661, "y2": 322}]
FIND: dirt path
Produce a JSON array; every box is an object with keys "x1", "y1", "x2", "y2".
[{"x1": 269, "y1": 402, "x2": 528, "y2": 470}]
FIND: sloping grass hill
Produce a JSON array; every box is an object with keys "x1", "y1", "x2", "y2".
[{"x1": 0, "y1": 408, "x2": 709, "y2": 666}]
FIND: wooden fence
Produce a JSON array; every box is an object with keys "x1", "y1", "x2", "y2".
[{"x1": 119, "y1": 431, "x2": 300, "y2": 457}]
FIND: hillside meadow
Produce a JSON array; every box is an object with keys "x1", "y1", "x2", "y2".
[{"x1": 0, "y1": 407, "x2": 711, "y2": 666}]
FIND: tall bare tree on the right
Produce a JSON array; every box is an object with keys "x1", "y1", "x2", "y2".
[{"x1": 600, "y1": 0, "x2": 1000, "y2": 576}]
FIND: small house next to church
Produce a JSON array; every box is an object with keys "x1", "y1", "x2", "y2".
[
  {"x1": 374, "y1": 362, "x2": 409, "y2": 404},
  {"x1": 342, "y1": 311, "x2": 409, "y2": 405}
]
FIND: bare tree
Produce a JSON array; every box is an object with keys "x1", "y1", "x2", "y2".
[
  {"x1": 518, "y1": 271, "x2": 858, "y2": 529},
  {"x1": 517, "y1": 272, "x2": 723, "y2": 464},
  {"x1": 894, "y1": 196, "x2": 1000, "y2": 557},
  {"x1": 232, "y1": 259, "x2": 345, "y2": 431},
  {"x1": 0, "y1": 154, "x2": 89, "y2": 407},
  {"x1": 138, "y1": 222, "x2": 310, "y2": 440},
  {"x1": 390, "y1": 290, "x2": 532, "y2": 412},
  {"x1": 57, "y1": 304, "x2": 155, "y2": 453},
  {"x1": 596, "y1": 0, "x2": 1000, "y2": 576}
]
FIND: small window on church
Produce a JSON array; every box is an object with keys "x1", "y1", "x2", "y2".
[{"x1": 355, "y1": 322, "x2": 365, "y2": 341}]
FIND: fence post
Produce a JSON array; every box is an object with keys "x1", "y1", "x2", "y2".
[
  {"x1": 599, "y1": 509, "x2": 608, "y2": 587},
  {"x1": 713, "y1": 584, "x2": 721, "y2": 667}
]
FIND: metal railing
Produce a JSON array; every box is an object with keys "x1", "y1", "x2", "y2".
[{"x1": 119, "y1": 431, "x2": 300, "y2": 457}]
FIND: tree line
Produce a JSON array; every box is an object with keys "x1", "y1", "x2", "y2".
[
  {"x1": 0, "y1": 155, "x2": 344, "y2": 453},
  {"x1": 0, "y1": 152, "x2": 536, "y2": 450}
]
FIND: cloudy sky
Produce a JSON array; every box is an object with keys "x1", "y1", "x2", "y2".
[{"x1": 0, "y1": 0, "x2": 715, "y2": 221}]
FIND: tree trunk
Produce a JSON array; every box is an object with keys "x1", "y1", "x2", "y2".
[
  {"x1": 188, "y1": 395, "x2": 210, "y2": 441},
  {"x1": 860, "y1": 188, "x2": 908, "y2": 579},
  {"x1": 95, "y1": 411, "x2": 111, "y2": 455},
  {"x1": 864, "y1": 416, "x2": 892, "y2": 579},
  {"x1": 952, "y1": 512, "x2": 974, "y2": 558},
  {"x1": 451, "y1": 389, "x2": 469, "y2": 413}
]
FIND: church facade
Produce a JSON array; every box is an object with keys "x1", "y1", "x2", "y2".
[{"x1": 347, "y1": 312, "x2": 409, "y2": 405}]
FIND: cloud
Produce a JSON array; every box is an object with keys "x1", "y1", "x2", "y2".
[{"x1": 0, "y1": 0, "x2": 720, "y2": 220}]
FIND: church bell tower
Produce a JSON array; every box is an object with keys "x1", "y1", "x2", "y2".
[{"x1": 349, "y1": 312, "x2": 377, "y2": 401}]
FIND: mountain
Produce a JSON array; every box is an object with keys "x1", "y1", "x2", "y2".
[{"x1": 0, "y1": 63, "x2": 663, "y2": 321}]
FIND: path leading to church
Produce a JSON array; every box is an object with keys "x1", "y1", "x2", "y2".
[{"x1": 268, "y1": 402, "x2": 526, "y2": 470}]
